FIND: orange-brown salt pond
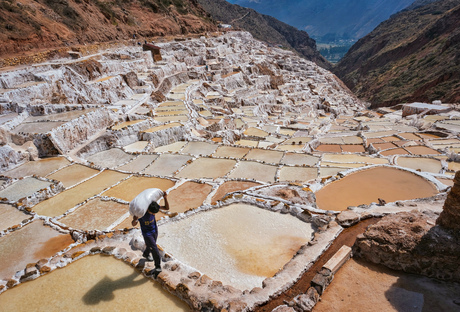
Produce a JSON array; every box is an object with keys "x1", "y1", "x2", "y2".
[{"x1": 315, "y1": 167, "x2": 438, "y2": 211}]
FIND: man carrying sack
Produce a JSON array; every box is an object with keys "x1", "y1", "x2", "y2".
[{"x1": 130, "y1": 188, "x2": 169, "y2": 278}]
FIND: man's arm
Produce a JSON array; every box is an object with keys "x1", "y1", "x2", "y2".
[
  {"x1": 131, "y1": 216, "x2": 139, "y2": 226},
  {"x1": 161, "y1": 193, "x2": 170, "y2": 211}
]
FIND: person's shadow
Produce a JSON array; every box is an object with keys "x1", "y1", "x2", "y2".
[{"x1": 82, "y1": 270, "x2": 148, "y2": 305}]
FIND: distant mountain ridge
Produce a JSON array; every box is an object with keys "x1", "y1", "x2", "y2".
[
  {"x1": 228, "y1": 0, "x2": 414, "y2": 41},
  {"x1": 334, "y1": 0, "x2": 460, "y2": 107},
  {"x1": 197, "y1": 0, "x2": 330, "y2": 69}
]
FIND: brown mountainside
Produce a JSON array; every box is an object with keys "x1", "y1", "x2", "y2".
[
  {"x1": 334, "y1": 0, "x2": 460, "y2": 107},
  {"x1": 0, "y1": 0, "x2": 215, "y2": 58},
  {"x1": 197, "y1": 0, "x2": 330, "y2": 69}
]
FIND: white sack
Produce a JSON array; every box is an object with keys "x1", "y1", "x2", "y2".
[{"x1": 129, "y1": 188, "x2": 164, "y2": 218}]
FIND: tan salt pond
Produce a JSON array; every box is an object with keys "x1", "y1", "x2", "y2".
[
  {"x1": 153, "y1": 115, "x2": 188, "y2": 123},
  {"x1": 244, "y1": 149, "x2": 284, "y2": 164},
  {"x1": 235, "y1": 139, "x2": 259, "y2": 147},
  {"x1": 123, "y1": 141, "x2": 149, "y2": 153},
  {"x1": 0, "y1": 203, "x2": 28, "y2": 231},
  {"x1": 0, "y1": 220, "x2": 73, "y2": 280},
  {"x1": 102, "y1": 176, "x2": 175, "y2": 202},
  {"x1": 159, "y1": 203, "x2": 314, "y2": 290},
  {"x1": 143, "y1": 123, "x2": 183, "y2": 134},
  {"x1": 12, "y1": 121, "x2": 65, "y2": 134},
  {"x1": 321, "y1": 154, "x2": 388, "y2": 165},
  {"x1": 166, "y1": 181, "x2": 213, "y2": 213},
  {"x1": 282, "y1": 137, "x2": 313, "y2": 145},
  {"x1": 0, "y1": 255, "x2": 190, "y2": 311},
  {"x1": 116, "y1": 155, "x2": 158, "y2": 173},
  {"x1": 278, "y1": 167, "x2": 317, "y2": 183},
  {"x1": 448, "y1": 161, "x2": 460, "y2": 172},
  {"x1": 228, "y1": 161, "x2": 277, "y2": 183},
  {"x1": 58, "y1": 199, "x2": 128, "y2": 231},
  {"x1": 340, "y1": 145, "x2": 365, "y2": 153},
  {"x1": 405, "y1": 146, "x2": 441, "y2": 155},
  {"x1": 319, "y1": 167, "x2": 346, "y2": 178},
  {"x1": 176, "y1": 158, "x2": 236, "y2": 179},
  {"x1": 316, "y1": 144, "x2": 342, "y2": 153},
  {"x1": 154, "y1": 141, "x2": 187, "y2": 153},
  {"x1": 2, "y1": 157, "x2": 70, "y2": 178},
  {"x1": 181, "y1": 141, "x2": 217, "y2": 156},
  {"x1": 396, "y1": 157, "x2": 442, "y2": 174},
  {"x1": 314, "y1": 258, "x2": 460, "y2": 312},
  {"x1": 211, "y1": 181, "x2": 261, "y2": 202},
  {"x1": 86, "y1": 148, "x2": 135, "y2": 168},
  {"x1": 47, "y1": 164, "x2": 100, "y2": 188},
  {"x1": 143, "y1": 154, "x2": 192, "y2": 176},
  {"x1": 316, "y1": 167, "x2": 438, "y2": 211},
  {"x1": 380, "y1": 148, "x2": 410, "y2": 156},
  {"x1": 33, "y1": 171, "x2": 128, "y2": 217},
  {"x1": 282, "y1": 153, "x2": 319, "y2": 166},
  {"x1": 213, "y1": 146, "x2": 250, "y2": 158},
  {"x1": 0, "y1": 177, "x2": 52, "y2": 202},
  {"x1": 244, "y1": 127, "x2": 269, "y2": 138}
]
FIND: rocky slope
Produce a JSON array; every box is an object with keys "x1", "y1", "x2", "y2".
[
  {"x1": 0, "y1": 0, "x2": 215, "y2": 58},
  {"x1": 334, "y1": 0, "x2": 460, "y2": 107},
  {"x1": 197, "y1": 0, "x2": 330, "y2": 69}
]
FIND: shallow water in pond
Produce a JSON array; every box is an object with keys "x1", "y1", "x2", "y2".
[
  {"x1": 176, "y1": 158, "x2": 236, "y2": 179},
  {"x1": 406, "y1": 146, "x2": 440, "y2": 155},
  {"x1": 122, "y1": 141, "x2": 149, "y2": 153},
  {"x1": 166, "y1": 181, "x2": 212, "y2": 213},
  {"x1": 213, "y1": 146, "x2": 250, "y2": 158},
  {"x1": 117, "y1": 155, "x2": 158, "y2": 173},
  {"x1": 0, "y1": 203, "x2": 28, "y2": 231},
  {"x1": 314, "y1": 258, "x2": 460, "y2": 312},
  {"x1": 211, "y1": 181, "x2": 261, "y2": 202},
  {"x1": 278, "y1": 167, "x2": 317, "y2": 183},
  {"x1": 2, "y1": 157, "x2": 70, "y2": 178},
  {"x1": 0, "y1": 220, "x2": 73, "y2": 280},
  {"x1": 59, "y1": 199, "x2": 128, "y2": 231},
  {"x1": 86, "y1": 148, "x2": 135, "y2": 168},
  {"x1": 12, "y1": 121, "x2": 65, "y2": 134},
  {"x1": 181, "y1": 141, "x2": 217, "y2": 156},
  {"x1": 0, "y1": 177, "x2": 51, "y2": 202},
  {"x1": 316, "y1": 144, "x2": 342, "y2": 153},
  {"x1": 159, "y1": 203, "x2": 313, "y2": 291},
  {"x1": 0, "y1": 255, "x2": 190, "y2": 311},
  {"x1": 316, "y1": 167, "x2": 438, "y2": 211},
  {"x1": 282, "y1": 153, "x2": 319, "y2": 166},
  {"x1": 228, "y1": 161, "x2": 278, "y2": 183},
  {"x1": 396, "y1": 157, "x2": 442, "y2": 174},
  {"x1": 47, "y1": 164, "x2": 100, "y2": 188},
  {"x1": 144, "y1": 154, "x2": 192, "y2": 176},
  {"x1": 102, "y1": 176, "x2": 175, "y2": 202},
  {"x1": 244, "y1": 149, "x2": 284, "y2": 164},
  {"x1": 33, "y1": 171, "x2": 128, "y2": 217}
]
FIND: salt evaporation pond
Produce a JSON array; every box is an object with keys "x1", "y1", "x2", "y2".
[
  {"x1": 176, "y1": 158, "x2": 236, "y2": 179},
  {"x1": 85, "y1": 148, "x2": 135, "y2": 168},
  {"x1": 58, "y1": 199, "x2": 128, "y2": 231},
  {"x1": 159, "y1": 203, "x2": 314, "y2": 290},
  {"x1": 102, "y1": 176, "x2": 175, "y2": 202},
  {"x1": 0, "y1": 203, "x2": 28, "y2": 231},
  {"x1": 228, "y1": 161, "x2": 277, "y2": 183},
  {"x1": 0, "y1": 177, "x2": 51, "y2": 202},
  {"x1": 0, "y1": 255, "x2": 190, "y2": 311},
  {"x1": 314, "y1": 259, "x2": 460, "y2": 312},
  {"x1": 316, "y1": 167, "x2": 438, "y2": 211},
  {"x1": 0, "y1": 220, "x2": 73, "y2": 280},
  {"x1": 33, "y1": 170, "x2": 128, "y2": 217},
  {"x1": 3, "y1": 157, "x2": 70, "y2": 178},
  {"x1": 211, "y1": 181, "x2": 261, "y2": 202},
  {"x1": 47, "y1": 164, "x2": 99, "y2": 188},
  {"x1": 143, "y1": 154, "x2": 192, "y2": 176}
]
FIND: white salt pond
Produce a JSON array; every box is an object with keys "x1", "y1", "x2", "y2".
[
  {"x1": 47, "y1": 164, "x2": 100, "y2": 188},
  {"x1": 0, "y1": 177, "x2": 52, "y2": 202},
  {"x1": 143, "y1": 154, "x2": 192, "y2": 176},
  {"x1": 159, "y1": 203, "x2": 314, "y2": 290},
  {"x1": 2, "y1": 157, "x2": 71, "y2": 178},
  {"x1": 85, "y1": 148, "x2": 135, "y2": 168},
  {"x1": 0, "y1": 255, "x2": 190, "y2": 311}
]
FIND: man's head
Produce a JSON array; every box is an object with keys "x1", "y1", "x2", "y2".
[{"x1": 148, "y1": 201, "x2": 160, "y2": 214}]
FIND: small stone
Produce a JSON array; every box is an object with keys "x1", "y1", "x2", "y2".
[
  {"x1": 176, "y1": 283, "x2": 190, "y2": 296},
  {"x1": 227, "y1": 300, "x2": 248, "y2": 312},
  {"x1": 106, "y1": 233, "x2": 114, "y2": 239},
  {"x1": 90, "y1": 247, "x2": 101, "y2": 253},
  {"x1": 26, "y1": 263, "x2": 36, "y2": 270},
  {"x1": 170, "y1": 263, "x2": 180, "y2": 271},
  {"x1": 35, "y1": 259, "x2": 48, "y2": 269},
  {"x1": 71, "y1": 251, "x2": 86, "y2": 259},
  {"x1": 188, "y1": 272, "x2": 201, "y2": 279},
  {"x1": 0, "y1": 285, "x2": 4, "y2": 291},
  {"x1": 6, "y1": 279, "x2": 17, "y2": 288},
  {"x1": 337, "y1": 210, "x2": 360, "y2": 227},
  {"x1": 39, "y1": 266, "x2": 51, "y2": 274},
  {"x1": 272, "y1": 305, "x2": 296, "y2": 312},
  {"x1": 102, "y1": 246, "x2": 116, "y2": 255}
]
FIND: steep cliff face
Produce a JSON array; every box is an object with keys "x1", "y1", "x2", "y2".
[
  {"x1": 334, "y1": 0, "x2": 460, "y2": 107},
  {"x1": 0, "y1": 0, "x2": 215, "y2": 58},
  {"x1": 197, "y1": 0, "x2": 330, "y2": 69}
]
